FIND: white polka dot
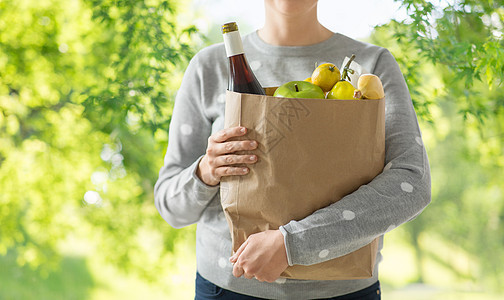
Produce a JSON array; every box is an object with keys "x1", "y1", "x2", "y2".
[
  {"x1": 415, "y1": 136, "x2": 423, "y2": 146},
  {"x1": 342, "y1": 210, "x2": 356, "y2": 220},
  {"x1": 383, "y1": 162, "x2": 392, "y2": 171},
  {"x1": 217, "y1": 93, "x2": 226, "y2": 103},
  {"x1": 249, "y1": 60, "x2": 262, "y2": 71},
  {"x1": 386, "y1": 224, "x2": 396, "y2": 233},
  {"x1": 401, "y1": 182, "x2": 414, "y2": 193},
  {"x1": 318, "y1": 249, "x2": 329, "y2": 258},
  {"x1": 218, "y1": 257, "x2": 227, "y2": 269},
  {"x1": 180, "y1": 124, "x2": 193, "y2": 135},
  {"x1": 275, "y1": 277, "x2": 287, "y2": 284}
]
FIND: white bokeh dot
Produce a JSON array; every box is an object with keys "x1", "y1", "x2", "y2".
[
  {"x1": 84, "y1": 191, "x2": 101, "y2": 204},
  {"x1": 384, "y1": 162, "x2": 392, "y2": 171},
  {"x1": 39, "y1": 16, "x2": 50, "y2": 26},
  {"x1": 342, "y1": 210, "x2": 356, "y2": 220},
  {"x1": 401, "y1": 182, "x2": 414, "y2": 193},
  {"x1": 249, "y1": 60, "x2": 262, "y2": 71},
  {"x1": 180, "y1": 124, "x2": 193, "y2": 135},
  {"x1": 318, "y1": 249, "x2": 329, "y2": 258},
  {"x1": 58, "y1": 43, "x2": 69, "y2": 53},
  {"x1": 386, "y1": 224, "x2": 396, "y2": 233},
  {"x1": 415, "y1": 136, "x2": 423, "y2": 146},
  {"x1": 275, "y1": 277, "x2": 287, "y2": 284},
  {"x1": 218, "y1": 257, "x2": 227, "y2": 269}
]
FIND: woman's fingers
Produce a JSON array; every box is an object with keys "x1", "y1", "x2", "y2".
[
  {"x1": 230, "y1": 239, "x2": 249, "y2": 264},
  {"x1": 214, "y1": 166, "x2": 250, "y2": 177},
  {"x1": 198, "y1": 126, "x2": 258, "y2": 186},
  {"x1": 212, "y1": 140, "x2": 258, "y2": 156},
  {"x1": 232, "y1": 265, "x2": 245, "y2": 278},
  {"x1": 219, "y1": 154, "x2": 257, "y2": 166},
  {"x1": 231, "y1": 239, "x2": 250, "y2": 278},
  {"x1": 211, "y1": 126, "x2": 247, "y2": 143}
]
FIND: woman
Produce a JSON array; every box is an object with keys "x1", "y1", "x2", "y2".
[{"x1": 154, "y1": 0, "x2": 431, "y2": 299}]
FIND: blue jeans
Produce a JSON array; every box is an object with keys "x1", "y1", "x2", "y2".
[{"x1": 195, "y1": 272, "x2": 381, "y2": 300}]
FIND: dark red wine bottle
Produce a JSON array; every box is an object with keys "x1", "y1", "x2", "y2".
[{"x1": 222, "y1": 22, "x2": 265, "y2": 95}]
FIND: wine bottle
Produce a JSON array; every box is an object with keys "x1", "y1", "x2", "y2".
[{"x1": 222, "y1": 22, "x2": 266, "y2": 95}]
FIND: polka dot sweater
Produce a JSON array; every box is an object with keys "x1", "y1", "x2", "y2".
[{"x1": 154, "y1": 31, "x2": 431, "y2": 299}]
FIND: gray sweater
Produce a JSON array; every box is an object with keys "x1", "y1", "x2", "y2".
[{"x1": 154, "y1": 31, "x2": 431, "y2": 299}]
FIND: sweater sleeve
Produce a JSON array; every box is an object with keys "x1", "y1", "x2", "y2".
[
  {"x1": 279, "y1": 49, "x2": 431, "y2": 266},
  {"x1": 154, "y1": 53, "x2": 220, "y2": 229}
]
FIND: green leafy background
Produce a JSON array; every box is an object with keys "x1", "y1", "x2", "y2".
[{"x1": 0, "y1": 0, "x2": 503, "y2": 299}]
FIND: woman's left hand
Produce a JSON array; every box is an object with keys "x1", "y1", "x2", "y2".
[{"x1": 229, "y1": 230, "x2": 289, "y2": 283}]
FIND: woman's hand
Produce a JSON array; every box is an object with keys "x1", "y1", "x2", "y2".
[
  {"x1": 229, "y1": 230, "x2": 289, "y2": 283},
  {"x1": 197, "y1": 126, "x2": 258, "y2": 186}
]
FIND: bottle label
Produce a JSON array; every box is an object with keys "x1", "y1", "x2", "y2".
[{"x1": 223, "y1": 31, "x2": 244, "y2": 57}]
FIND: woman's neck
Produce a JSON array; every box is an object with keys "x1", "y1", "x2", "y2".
[{"x1": 258, "y1": 5, "x2": 333, "y2": 46}]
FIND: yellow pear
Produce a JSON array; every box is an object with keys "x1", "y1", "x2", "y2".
[{"x1": 353, "y1": 74, "x2": 384, "y2": 99}]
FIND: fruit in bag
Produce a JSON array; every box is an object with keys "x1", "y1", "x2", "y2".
[{"x1": 353, "y1": 74, "x2": 384, "y2": 99}]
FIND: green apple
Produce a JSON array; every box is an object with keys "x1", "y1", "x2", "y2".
[{"x1": 273, "y1": 81, "x2": 325, "y2": 99}]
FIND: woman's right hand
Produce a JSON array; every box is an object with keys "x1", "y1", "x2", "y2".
[{"x1": 197, "y1": 126, "x2": 258, "y2": 186}]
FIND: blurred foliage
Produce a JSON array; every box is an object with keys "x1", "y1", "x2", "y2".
[
  {"x1": 0, "y1": 251, "x2": 94, "y2": 299},
  {"x1": 391, "y1": 0, "x2": 504, "y2": 122},
  {"x1": 371, "y1": 0, "x2": 504, "y2": 292},
  {"x1": 0, "y1": 0, "x2": 202, "y2": 284}
]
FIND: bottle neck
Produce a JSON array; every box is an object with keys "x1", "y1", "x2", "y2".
[{"x1": 223, "y1": 31, "x2": 244, "y2": 57}]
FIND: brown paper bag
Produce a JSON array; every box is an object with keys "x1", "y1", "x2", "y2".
[{"x1": 220, "y1": 89, "x2": 385, "y2": 280}]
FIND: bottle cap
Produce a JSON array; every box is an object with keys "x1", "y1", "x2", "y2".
[{"x1": 222, "y1": 22, "x2": 238, "y2": 34}]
